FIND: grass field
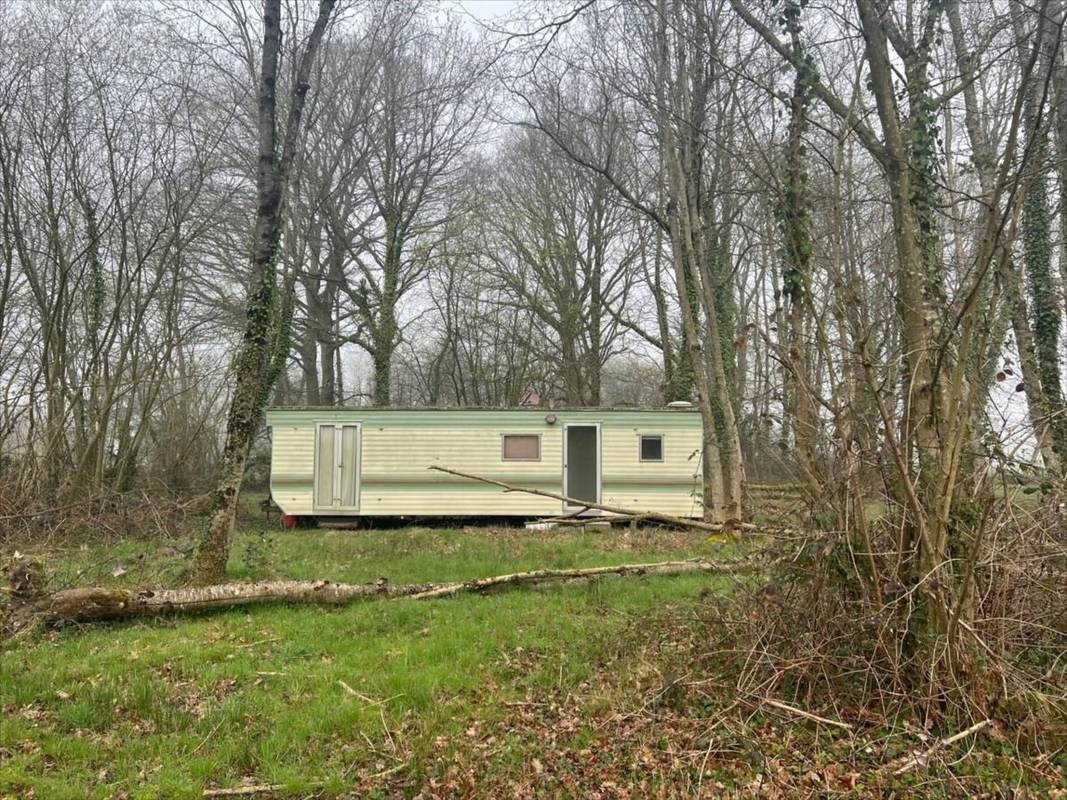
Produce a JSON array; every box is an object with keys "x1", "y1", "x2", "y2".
[{"x1": 1, "y1": 513, "x2": 733, "y2": 799}]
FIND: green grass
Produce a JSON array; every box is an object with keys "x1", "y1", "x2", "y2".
[{"x1": 1, "y1": 518, "x2": 732, "y2": 799}]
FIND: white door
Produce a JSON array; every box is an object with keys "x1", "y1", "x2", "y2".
[{"x1": 314, "y1": 423, "x2": 361, "y2": 511}]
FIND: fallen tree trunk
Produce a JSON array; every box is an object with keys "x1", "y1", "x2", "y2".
[
  {"x1": 428, "y1": 465, "x2": 756, "y2": 533},
  {"x1": 12, "y1": 578, "x2": 432, "y2": 628},
  {"x1": 5, "y1": 556, "x2": 740, "y2": 630}
]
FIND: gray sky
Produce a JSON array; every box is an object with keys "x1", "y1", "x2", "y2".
[
  {"x1": 446, "y1": 0, "x2": 520, "y2": 24},
  {"x1": 454, "y1": 0, "x2": 521, "y2": 21}
]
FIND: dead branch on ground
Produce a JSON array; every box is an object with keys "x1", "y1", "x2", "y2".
[
  {"x1": 889, "y1": 719, "x2": 991, "y2": 775},
  {"x1": 762, "y1": 697, "x2": 854, "y2": 731},
  {"x1": 406, "y1": 559, "x2": 741, "y2": 599},
  {"x1": 202, "y1": 785, "x2": 285, "y2": 798}
]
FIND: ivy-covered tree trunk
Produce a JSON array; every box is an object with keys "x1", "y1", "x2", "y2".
[
  {"x1": 1021, "y1": 140, "x2": 1067, "y2": 462},
  {"x1": 857, "y1": 0, "x2": 1037, "y2": 679},
  {"x1": 1016, "y1": 3, "x2": 1067, "y2": 468},
  {"x1": 776, "y1": 0, "x2": 820, "y2": 500},
  {"x1": 367, "y1": 214, "x2": 402, "y2": 406},
  {"x1": 949, "y1": 1, "x2": 1061, "y2": 474},
  {"x1": 1050, "y1": 1, "x2": 1067, "y2": 307},
  {"x1": 733, "y1": 0, "x2": 1044, "y2": 713},
  {"x1": 1011, "y1": 291, "x2": 1059, "y2": 469},
  {"x1": 371, "y1": 296, "x2": 397, "y2": 407},
  {"x1": 196, "y1": 0, "x2": 337, "y2": 583}
]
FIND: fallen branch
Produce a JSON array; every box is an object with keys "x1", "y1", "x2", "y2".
[
  {"x1": 533, "y1": 517, "x2": 607, "y2": 527},
  {"x1": 338, "y1": 680, "x2": 396, "y2": 706},
  {"x1": 763, "y1": 698, "x2": 853, "y2": 731},
  {"x1": 5, "y1": 555, "x2": 742, "y2": 628},
  {"x1": 407, "y1": 558, "x2": 737, "y2": 600},
  {"x1": 203, "y1": 785, "x2": 284, "y2": 798},
  {"x1": 891, "y1": 719, "x2": 991, "y2": 775},
  {"x1": 428, "y1": 465, "x2": 755, "y2": 533}
]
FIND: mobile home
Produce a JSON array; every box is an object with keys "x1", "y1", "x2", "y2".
[{"x1": 265, "y1": 406, "x2": 704, "y2": 521}]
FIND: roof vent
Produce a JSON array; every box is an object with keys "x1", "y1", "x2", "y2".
[{"x1": 666, "y1": 400, "x2": 693, "y2": 409}]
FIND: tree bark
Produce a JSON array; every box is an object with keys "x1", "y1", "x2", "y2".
[
  {"x1": 15, "y1": 580, "x2": 428, "y2": 626},
  {"x1": 947, "y1": 2, "x2": 1060, "y2": 474}
]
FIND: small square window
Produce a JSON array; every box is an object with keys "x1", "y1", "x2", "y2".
[
  {"x1": 502, "y1": 434, "x2": 540, "y2": 461},
  {"x1": 640, "y1": 434, "x2": 664, "y2": 461}
]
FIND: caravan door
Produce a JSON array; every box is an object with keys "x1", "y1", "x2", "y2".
[
  {"x1": 563, "y1": 423, "x2": 601, "y2": 512},
  {"x1": 314, "y1": 423, "x2": 361, "y2": 511}
]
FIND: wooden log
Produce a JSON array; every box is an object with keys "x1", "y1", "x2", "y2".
[
  {"x1": 5, "y1": 556, "x2": 742, "y2": 629},
  {"x1": 428, "y1": 465, "x2": 755, "y2": 532},
  {"x1": 7, "y1": 573, "x2": 430, "y2": 629}
]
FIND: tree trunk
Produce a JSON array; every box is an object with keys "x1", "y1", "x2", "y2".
[
  {"x1": 1011, "y1": 292, "x2": 1058, "y2": 470},
  {"x1": 1050, "y1": 0, "x2": 1067, "y2": 308},
  {"x1": 949, "y1": 1, "x2": 1059, "y2": 474},
  {"x1": 777, "y1": 2, "x2": 821, "y2": 501},
  {"x1": 855, "y1": 0, "x2": 957, "y2": 643},
  {"x1": 196, "y1": 0, "x2": 337, "y2": 583},
  {"x1": 12, "y1": 580, "x2": 428, "y2": 627},
  {"x1": 299, "y1": 327, "x2": 320, "y2": 406},
  {"x1": 1015, "y1": 2, "x2": 1067, "y2": 465},
  {"x1": 320, "y1": 336, "x2": 337, "y2": 405},
  {"x1": 371, "y1": 216, "x2": 402, "y2": 406},
  {"x1": 372, "y1": 346, "x2": 392, "y2": 406},
  {"x1": 652, "y1": 0, "x2": 744, "y2": 525}
]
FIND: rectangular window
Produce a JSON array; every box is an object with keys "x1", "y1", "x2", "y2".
[
  {"x1": 502, "y1": 434, "x2": 541, "y2": 461},
  {"x1": 639, "y1": 434, "x2": 664, "y2": 462}
]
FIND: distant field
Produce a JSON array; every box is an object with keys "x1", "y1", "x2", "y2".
[{"x1": 1, "y1": 519, "x2": 733, "y2": 799}]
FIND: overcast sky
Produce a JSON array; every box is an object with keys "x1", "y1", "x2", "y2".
[{"x1": 455, "y1": 0, "x2": 521, "y2": 21}]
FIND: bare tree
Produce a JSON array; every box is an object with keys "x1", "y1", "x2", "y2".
[
  {"x1": 0, "y1": 2, "x2": 235, "y2": 501},
  {"x1": 484, "y1": 123, "x2": 639, "y2": 405},
  {"x1": 286, "y1": 34, "x2": 379, "y2": 406},
  {"x1": 731, "y1": 0, "x2": 1053, "y2": 697},
  {"x1": 503, "y1": 0, "x2": 749, "y2": 523},
  {"x1": 395, "y1": 187, "x2": 545, "y2": 407},
  {"x1": 338, "y1": 4, "x2": 487, "y2": 406},
  {"x1": 197, "y1": 0, "x2": 337, "y2": 582}
]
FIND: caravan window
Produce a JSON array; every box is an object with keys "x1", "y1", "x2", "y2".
[
  {"x1": 639, "y1": 434, "x2": 664, "y2": 462},
  {"x1": 502, "y1": 434, "x2": 540, "y2": 461}
]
